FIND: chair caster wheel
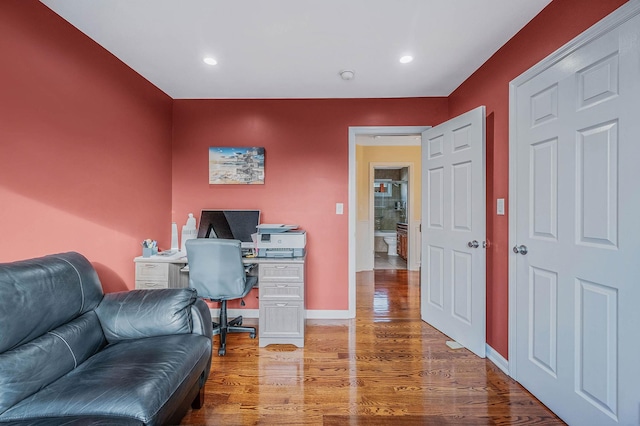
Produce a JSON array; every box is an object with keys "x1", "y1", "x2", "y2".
[
  {"x1": 250, "y1": 332, "x2": 256, "y2": 339},
  {"x1": 218, "y1": 347, "x2": 226, "y2": 356}
]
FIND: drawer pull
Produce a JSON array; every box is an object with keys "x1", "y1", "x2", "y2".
[
  {"x1": 141, "y1": 282, "x2": 164, "y2": 288},
  {"x1": 143, "y1": 264, "x2": 157, "y2": 269},
  {"x1": 274, "y1": 266, "x2": 287, "y2": 269},
  {"x1": 276, "y1": 284, "x2": 288, "y2": 288},
  {"x1": 276, "y1": 303, "x2": 288, "y2": 307}
]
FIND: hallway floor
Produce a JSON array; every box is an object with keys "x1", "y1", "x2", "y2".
[{"x1": 374, "y1": 252, "x2": 407, "y2": 270}]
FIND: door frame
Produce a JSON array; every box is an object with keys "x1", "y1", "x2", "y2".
[
  {"x1": 507, "y1": 0, "x2": 640, "y2": 378},
  {"x1": 348, "y1": 126, "x2": 429, "y2": 317},
  {"x1": 369, "y1": 161, "x2": 415, "y2": 269}
]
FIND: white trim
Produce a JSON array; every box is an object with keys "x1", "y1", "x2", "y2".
[
  {"x1": 508, "y1": 0, "x2": 640, "y2": 381},
  {"x1": 209, "y1": 308, "x2": 259, "y2": 319},
  {"x1": 348, "y1": 126, "x2": 430, "y2": 317},
  {"x1": 357, "y1": 134, "x2": 421, "y2": 146},
  {"x1": 305, "y1": 310, "x2": 353, "y2": 320},
  {"x1": 369, "y1": 161, "x2": 418, "y2": 271},
  {"x1": 508, "y1": 79, "x2": 519, "y2": 379},
  {"x1": 486, "y1": 344, "x2": 509, "y2": 376},
  {"x1": 211, "y1": 308, "x2": 355, "y2": 320}
]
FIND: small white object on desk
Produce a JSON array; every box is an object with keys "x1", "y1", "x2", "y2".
[
  {"x1": 181, "y1": 213, "x2": 198, "y2": 252},
  {"x1": 170, "y1": 222, "x2": 179, "y2": 251}
]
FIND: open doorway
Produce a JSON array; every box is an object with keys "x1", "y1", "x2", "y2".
[
  {"x1": 348, "y1": 126, "x2": 429, "y2": 317},
  {"x1": 372, "y1": 166, "x2": 408, "y2": 270},
  {"x1": 356, "y1": 136, "x2": 421, "y2": 272}
]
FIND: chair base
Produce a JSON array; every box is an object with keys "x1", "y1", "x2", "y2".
[{"x1": 212, "y1": 300, "x2": 256, "y2": 356}]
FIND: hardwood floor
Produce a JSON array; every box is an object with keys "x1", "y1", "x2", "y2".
[{"x1": 180, "y1": 270, "x2": 564, "y2": 425}]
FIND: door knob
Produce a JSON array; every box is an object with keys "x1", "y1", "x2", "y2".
[
  {"x1": 467, "y1": 240, "x2": 479, "y2": 248},
  {"x1": 513, "y1": 245, "x2": 528, "y2": 255}
]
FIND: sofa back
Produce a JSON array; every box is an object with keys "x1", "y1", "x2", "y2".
[{"x1": 0, "y1": 252, "x2": 106, "y2": 413}]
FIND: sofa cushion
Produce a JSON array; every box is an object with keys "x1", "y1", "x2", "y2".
[
  {"x1": 95, "y1": 288, "x2": 197, "y2": 344},
  {"x1": 0, "y1": 334, "x2": 212, "y2": 425},
  {"x1": 0, "y1": 312, "x2": 106, "y2": 414},
  {"x1": 0, "y1": 252, "x2": 103, "y2": 353}
]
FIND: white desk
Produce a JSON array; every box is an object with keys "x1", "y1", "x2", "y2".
[{"x1": 134, "y1": 252, "x2": 306, "y2": 347}]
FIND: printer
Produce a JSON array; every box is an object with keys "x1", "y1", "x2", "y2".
[{"x1": 254, "y1": 224, "x2": 306, "y2": 258}]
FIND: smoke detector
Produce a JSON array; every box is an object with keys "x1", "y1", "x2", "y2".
[{"x1": 339, "y1": 70, "x2": 355, "y2": 81}]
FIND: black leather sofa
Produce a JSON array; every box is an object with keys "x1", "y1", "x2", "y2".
[{"x1": 0, "y1": 252, "x2": 213, "y2": 425}]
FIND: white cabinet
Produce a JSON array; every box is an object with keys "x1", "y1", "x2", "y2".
[
  {"x1": 258, "y1": 259, "x2": 306, "y2": 347},
  {"x1": 134, "y1": 260, "x2": 187, "y2": 289},
  {"x1": 134, "y1": 254, "x2": 306, "y2": 347}
]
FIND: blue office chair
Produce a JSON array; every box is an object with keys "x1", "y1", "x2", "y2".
[{"x1": 185, "y1": 239, "x2": 256, "y2": 356}]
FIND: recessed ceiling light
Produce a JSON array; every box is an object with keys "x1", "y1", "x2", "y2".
[
  {"x1": 203, "y1": 57, "x2": 218, "y2": 66},
  {"x1": 399, "y1": 55, "x2": 414, "y2": 64}
]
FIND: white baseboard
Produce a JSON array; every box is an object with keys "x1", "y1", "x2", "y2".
[
  {"x1": 210, "y1": 309, "x2": 354, "y2": 320},
  {"x1": 209, "y1": 308, "x2": 259, "y2": 319},
  {"x1": 305, "y1": 310, "x2": 354, "y2": 319},
  {"x1": 486, "y1": 344, "x2": 510, "y2": 376}
]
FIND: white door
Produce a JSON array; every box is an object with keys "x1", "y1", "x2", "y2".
[
  {"x1": 510, "y1": 4, "x2": 640, "y2": 425},
  {"x1": 421, "y1": 106, "x2": 486, "y2": 358}
]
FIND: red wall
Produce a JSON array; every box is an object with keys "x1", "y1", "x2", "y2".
[
  {"x1": 172, "y1": 98, "x2": 448, "y2": 309},
  {"x1": 448, "y1": 0, "x2": 628, "y2": 358},
  {"x1": 2, "y1": 0, "x2": 627, "y2": 358},
  {"x1": 0, "y1": 1, "x2": 173, "y2": 291}
]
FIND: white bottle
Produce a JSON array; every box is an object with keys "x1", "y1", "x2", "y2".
[
  {"x1": 181, "y1": 213, "x2": 198, "y2": 252},
  {"x1": 170, "y1": 222, "x2": 179, "y2": 251},
  {"x1": 186, "y1": 213, "x2": 196, "y2": 230}
]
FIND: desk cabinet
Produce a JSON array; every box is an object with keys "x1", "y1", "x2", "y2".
[
  {"x1": 396, "y1": 223, "x2": 408, "y2": 260},
  {"x1": 134, "y1": 254, "x2": 306, "y2": 347},
  {"x1": 258, "y1": 260, "x2": 305, "y2": 347},
  {"x1": 135, "y1": 261, "x2": 187, "y2": 289}
]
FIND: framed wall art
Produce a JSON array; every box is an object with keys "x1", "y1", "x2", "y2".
[{"x1": 209, "y1": 147, "x2": 265, "y2": 184}]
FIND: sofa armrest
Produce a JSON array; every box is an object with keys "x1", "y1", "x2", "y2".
[
  {"x1": 95, "y1": 288, "x2": 199, "y2": 344},
  {"x1": 190, "y1": 298, "x2": 213, "y2": 338}
]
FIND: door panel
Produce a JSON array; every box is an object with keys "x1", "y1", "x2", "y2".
[
  {"x1": 530, "y1": 138, "x2": 557, "y2": 240},
  {"x1": 529, "y1": 266, "x2": 557, "y2": 376},
  {"x1": 576, "y1": 121, "x2": 618, "y2": 247},
  {"x1": 452, "y1": 162, "x2": 472, "y2": 231},
  {"x1": 427, "y1": 167, "x2": 444, "y2": 228},
  {"x1": 510, "y1": 5, "x2": 640, "y2": 424},
  {"x1": 421, "y1": 106, "x2": 486, "y2": 358},
  {"x1": 452, "y1": 250, "x2": 472, "y2": 323},
  {"x1": 427, "y1": 245, "x2": 444, "y2": 309}
]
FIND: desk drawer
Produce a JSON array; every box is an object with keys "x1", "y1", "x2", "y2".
[
  {"x1": 135, "y1": 280, "x2": 168, "y2": 290},
  {"x1": 136, "y1": 262, "x2": 169, "y2": 280},
  {"x1": 260, "y1": 282, "x2": 303, "y2": 300},
  {"x1": 259, "y1": 263, "x2": 304, "y2": 282},
  {"x1": 259, "y1": 301, "x2": 304, "y2": 337}
]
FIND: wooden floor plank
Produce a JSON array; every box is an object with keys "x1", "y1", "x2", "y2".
[{"x1": 180, "y1": 270, "x2": 564, "y2": 425}]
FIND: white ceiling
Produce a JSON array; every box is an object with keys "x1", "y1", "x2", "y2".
[{"x1": 40, "y1": 0, "x2": 551, "y2": 99}]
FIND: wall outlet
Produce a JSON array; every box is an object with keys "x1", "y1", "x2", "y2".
[
  {"x1": 497, "y1": 198, "x2": 505, "y2": 215},
  {"x1": 336, "y1": 203, "x2": 344, "y2": 215}
]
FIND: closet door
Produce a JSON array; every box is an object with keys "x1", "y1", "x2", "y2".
[{"x1": 510, "y1": 4, "x2": 640, "y2": 425}]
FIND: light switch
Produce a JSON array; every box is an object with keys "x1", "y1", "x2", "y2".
[
  {"x1": 497, "y1": 198, "x2": 505, "y2": 215},
  {"x1": 336, "y1": 203, "x2": 344, "y2": 215}
]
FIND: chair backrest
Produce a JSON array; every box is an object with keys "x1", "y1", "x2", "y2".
[{"x1": 185, "y1": 239, "x2": 249, "y2": 301}]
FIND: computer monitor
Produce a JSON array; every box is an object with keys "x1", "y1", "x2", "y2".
[{"x1": 197, "y1": 210, "x2": 260, "y2": 247}]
